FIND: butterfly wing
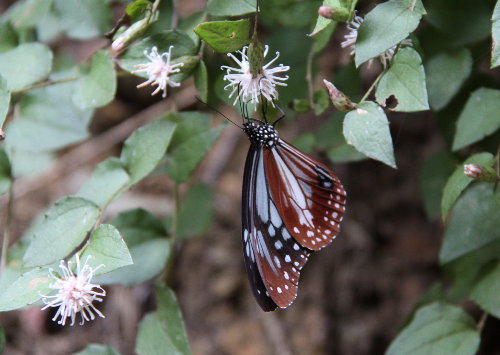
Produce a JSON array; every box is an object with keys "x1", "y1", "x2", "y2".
[
  {"x1": 242, "y1": 144, "x2": 310, "y2": 310},
  {"x1": 264, "y1": 139, "x2": 346, "y2": 251}
]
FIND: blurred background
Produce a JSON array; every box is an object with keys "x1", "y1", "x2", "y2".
[{"x1": 1, "y1": 0, "x2": 499, "y2": 354}]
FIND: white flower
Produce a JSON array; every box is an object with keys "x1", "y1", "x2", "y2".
[
  {"x1": 41, "y1": 255, "x2": 106, "y2": 326},
  {"x1": 221, "y1": 45, "x2": 290, "y2": 107},
  {"x1": 132, "y1": 46, "x2": 184, "y2": 98},
  {"x1": 341, "y1": 14, "x2": 412, "y2": 68}
]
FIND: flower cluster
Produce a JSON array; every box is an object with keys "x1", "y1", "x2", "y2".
[
  {"x1": 221, "y1": 45, "x2": 289, "y2": 107},
  {"x1": 132, "y1": 46, "x2": 184, "y2": 98},
  {"x1": 341, "y1": 13, "x2": 412, "y2": 68},
  {"x1": 41, "y1": 255, "x2": 106, "y2": 326}
]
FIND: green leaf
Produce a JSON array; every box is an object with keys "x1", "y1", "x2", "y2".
[
  {"x1": 426, "y1": 49, "x2": 473, "y2": 111},
  {"x1": 194, "y1": 20, "x2": 250, "y2": 53},
  {"x1": 444, "y1": 239, "x2": 500, "y2": 301},
  {"x1": 0, "y1": 325, "x2": 5, "y2": 354},
  {"x1": 426, "y1": 0, "x2": 492, "y2": 45},
  {"x1": 136, "y1": 286, "x2": 191, "y2": 355},
  {"x1": 207, "y1": 0, "x2": 255, "y2": 16},
  {"x1": 54, "y1": 0, "x2": 112, "y2": 40},
  {"x1": 419, "y1": 151, "x2": 457, "y2": 220},
  {"x1": 0, "y1": 147, "x2": 11, "y2": 196},
  {"x1": 355, "y1": 0, "x2": 425, "y2": 67},
  {"x1": 492, "y1": 1, "x2": 500, "y2": 68},
  {"x1": 194, "y1": 60, "x2": 208, "y2": 102},
  {"x1": 121, "y1": 30, "x2": 197, "y2": 74},
  {"x1": 0, "y1": 21, "x2": 18, "y2": 53},
  {"x1": 6, "y1": 83, "x2": 93, "y2": 151},
  {"x1": 261, "y1": 0, "x2": 320, "y2": 28},
  {"x1": 0, "y1": 43, "x2": 52, "y2": 91},
  {"x1": 164, "y1": 111, "x2": 225, "y2": 183},
  {"x1": 441, "y1": 152, "x2": 496, "y2": 220},
  {"x1": 79, "y1": 224, "x2": 133, "y2": 275},
  {"x1": 313, "y1": 88, "x2": 329, "y2": 115},
  {"x1": 23, "y1": 197, "x2": 101, "y2": 267},
  {"x1": 452, "y1": 88, "x2": 500, "y2": 150},
  {"x1": 0, "y1": 268, "x2": 51, "y2": 311},
  {"x1": 440, "y1": 183, "x2": 500, "y2": 264},
  {"x1": 0, "y1": 75, "x2": 10, "y2": 127},
  {"x1": 386, "y1": 302, "x2": 480, "y2": 355},
  {"x1": 375, "y1": 47, "x2": 428, "y2": 112},
  {"x1": 471, "y1": 261, "x2": 500, "y2": 318},
  {"x1": 126, "y1": 0, "x2": 152, "y2": 22},
  {"x1": 6, "y1": 0, "x2": 53, "y2": 29},
  {"x1": 77, "y1": 158, "x2": 130, "y2": 208},
  {"x1": 179, "y1": 11, "x2": 207, "y2": 46},
  {"x1": 310, "y1": 0, "x2": 355, "y2": 36},
  {"x1": 177, "y1": 183, "x2": 213, "y2": 239},
  {"x1": 312, "y1": 21, "x2": 337, "y2": 53},
  {"x1": 94, "y1": 209, "x2": 169, "y2": 285},
  {"x1": 73, "y1": 50, "x2": 116, "y2": 109},
  {"x1": 121, "y1": 120, "x2": 176, "y2": 184},
  {"x1": 110, "y1": 208, "x2": 167, "y2": 247},
  {"x1": 72, "y1": 344, "x2": 121, "y2": 355},
  {"x1": 343, "y1": 101, "x2": 396, "y2": 168},
  {"x1": 94, "y1": 239, "x2": 170, "y2": 286}
]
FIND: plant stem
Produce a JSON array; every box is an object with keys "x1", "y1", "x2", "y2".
[
  {"x1": 163, "y1": 183, "x2": 180, "y2": 284},
  {"x1": 477, "y1": 311, "x2": 488, "y2": 332},
  {"x1": 306, "y1": 47, "x2": 315, "y2": 107},
  {"x1": 359, "y1": 71, "x2": 384, "y2": 103},
  {"x1": 1, "y1": 183, "x2": 14, "y2": 271},
  {"x1": 12, "y1": 77, "x2": 78, "y2": 95}
]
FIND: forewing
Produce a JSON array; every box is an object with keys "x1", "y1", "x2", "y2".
[
  {"x1": 243, "y1": 146, "x2": 310, "y2": 310},
  {"x1": 264, "y1": 139, "x2": 346, "y2": 251}
]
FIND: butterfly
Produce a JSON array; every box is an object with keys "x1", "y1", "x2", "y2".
[{"x1": 240, "y1": 104, "x2": 347, "y2": 311}]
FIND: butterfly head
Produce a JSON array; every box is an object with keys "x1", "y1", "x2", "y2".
[{"x1": 243, "y1": 121, "x2": 279, "y2": 148}]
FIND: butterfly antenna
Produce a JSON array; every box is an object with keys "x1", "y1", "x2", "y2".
[
  {"x1": 195, "y1": 97, "x2": 243, "y2": 129},
  {"x1": 272, "y1": 101, "x2": 286, "y2": 127}
]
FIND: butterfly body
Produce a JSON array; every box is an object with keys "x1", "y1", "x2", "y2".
[{"x1": 241, "y1": 118, "x2": 346, "y2": 311}]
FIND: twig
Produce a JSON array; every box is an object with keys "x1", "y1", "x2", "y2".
[
  {"x1": 359, "y1": 71, "x2": 384, "y2": 103},
  {"x1": 477, "y1": 311, "x2": 488, "y2": 332},
  {"x1": 12, "y1": 77, "x2": 78, "y2": 95},
  {"x1": 306, "y1": 47, "x2": 315, "y2": 108},
  {"x1": 12, "y1": 85, "x2": 196, "y2": 200},
  {"x1": 1, "y1": 183, "x2": 14, "y2": 271}
]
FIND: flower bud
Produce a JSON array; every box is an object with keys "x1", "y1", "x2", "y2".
[
  {"x1": 323, "y1": 79, "x2": 356, "y2": 112},
  {"x1": 464, "y1": 164, "x2": 482, "y2": 179},
  {"x1": 318, "y1": 6, "x2": 334, "y2": 19},
  {"x1": 248, "y1": 35, "x2": 264, "y2": 78},
  {"x1": 317, "y1": 5, "x2": 351, "y2": 22},
  {"x1": 0, "y1": 128, "x2": 5, "y2": 141},
  {"x1": 111, "y1": 17, "x2": 150, "y2": 53},
  {"x1": 464, "y1": 163, "x2": 499, "y2": 182}
]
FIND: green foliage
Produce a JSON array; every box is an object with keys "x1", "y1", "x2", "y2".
[
  {"x1": 441, "y1": 152, "x2": 496, "y2": 220},
  {"x1": 95, "y1": 209, "x2": 170, "y2": 286},
  {"x1": 471, "y1": 261, "x2": 500, "y2": 318},
  {"x1": 492, "y1": 1, "x2": 500, "y2": 68},
  {"x1": 0, "y1": 268, "x2": 51, "y2": 311},
  {"x1": 72, "y1": 344, "x2": 121, "y2": 355},
  {"x1": 419, "y1": 151, "x2": 457, "y2": 220},
  {"x1": 177, "y1": 183, "x2": 214, "y2": 239},
  {"x1": 73, "y1": 51, "x2": 117, "y2": 109},
  {"x1": 0, "y1": 43, "x2": 52, "y2": 91},
  {"x1": 23, "y1": 197, "x2": 100, "y2": 267},
  {"x1": 207, "y1": 0, "x2": 255, "y2": 16},
  {"x1": 375, "y1": 47, "x2": 429, "y2": 112},
  {"x1": 355, "y1": 0, "x2": 426, "y2": 67},
  {"x1": 0, "y1": 75, "x2": 10, "y2": 127},
  {"x1": 0, "y1": 148, "x2": 11, "y2": 196},
  {"x1": 440, "y1": 183, "x2": 500, "y2": 264},
  {"x1": 194, "y1": 20, "x2": 250, "y2": 53},
  {"x1": 121, "y1": 120, "x2": 176, "y2": 184},
  {"x1": 425, "y1": 49, "x2": 472, "y2": 111},
  {"x1": 386, "y1": 302, "x2": 480, "y2": 355},
  {"x1": 163, "y1": 111, "x2": 225, "y2": 183},
  {"x1": 136, "y1": 285, "x2": 191, "y2": 355},
  {"x1": 343, "y1": 102, "x2": 396, "y2": 168},
  {"x1": 452, "y1": 88, "x2": 500, "y2": 150}
]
